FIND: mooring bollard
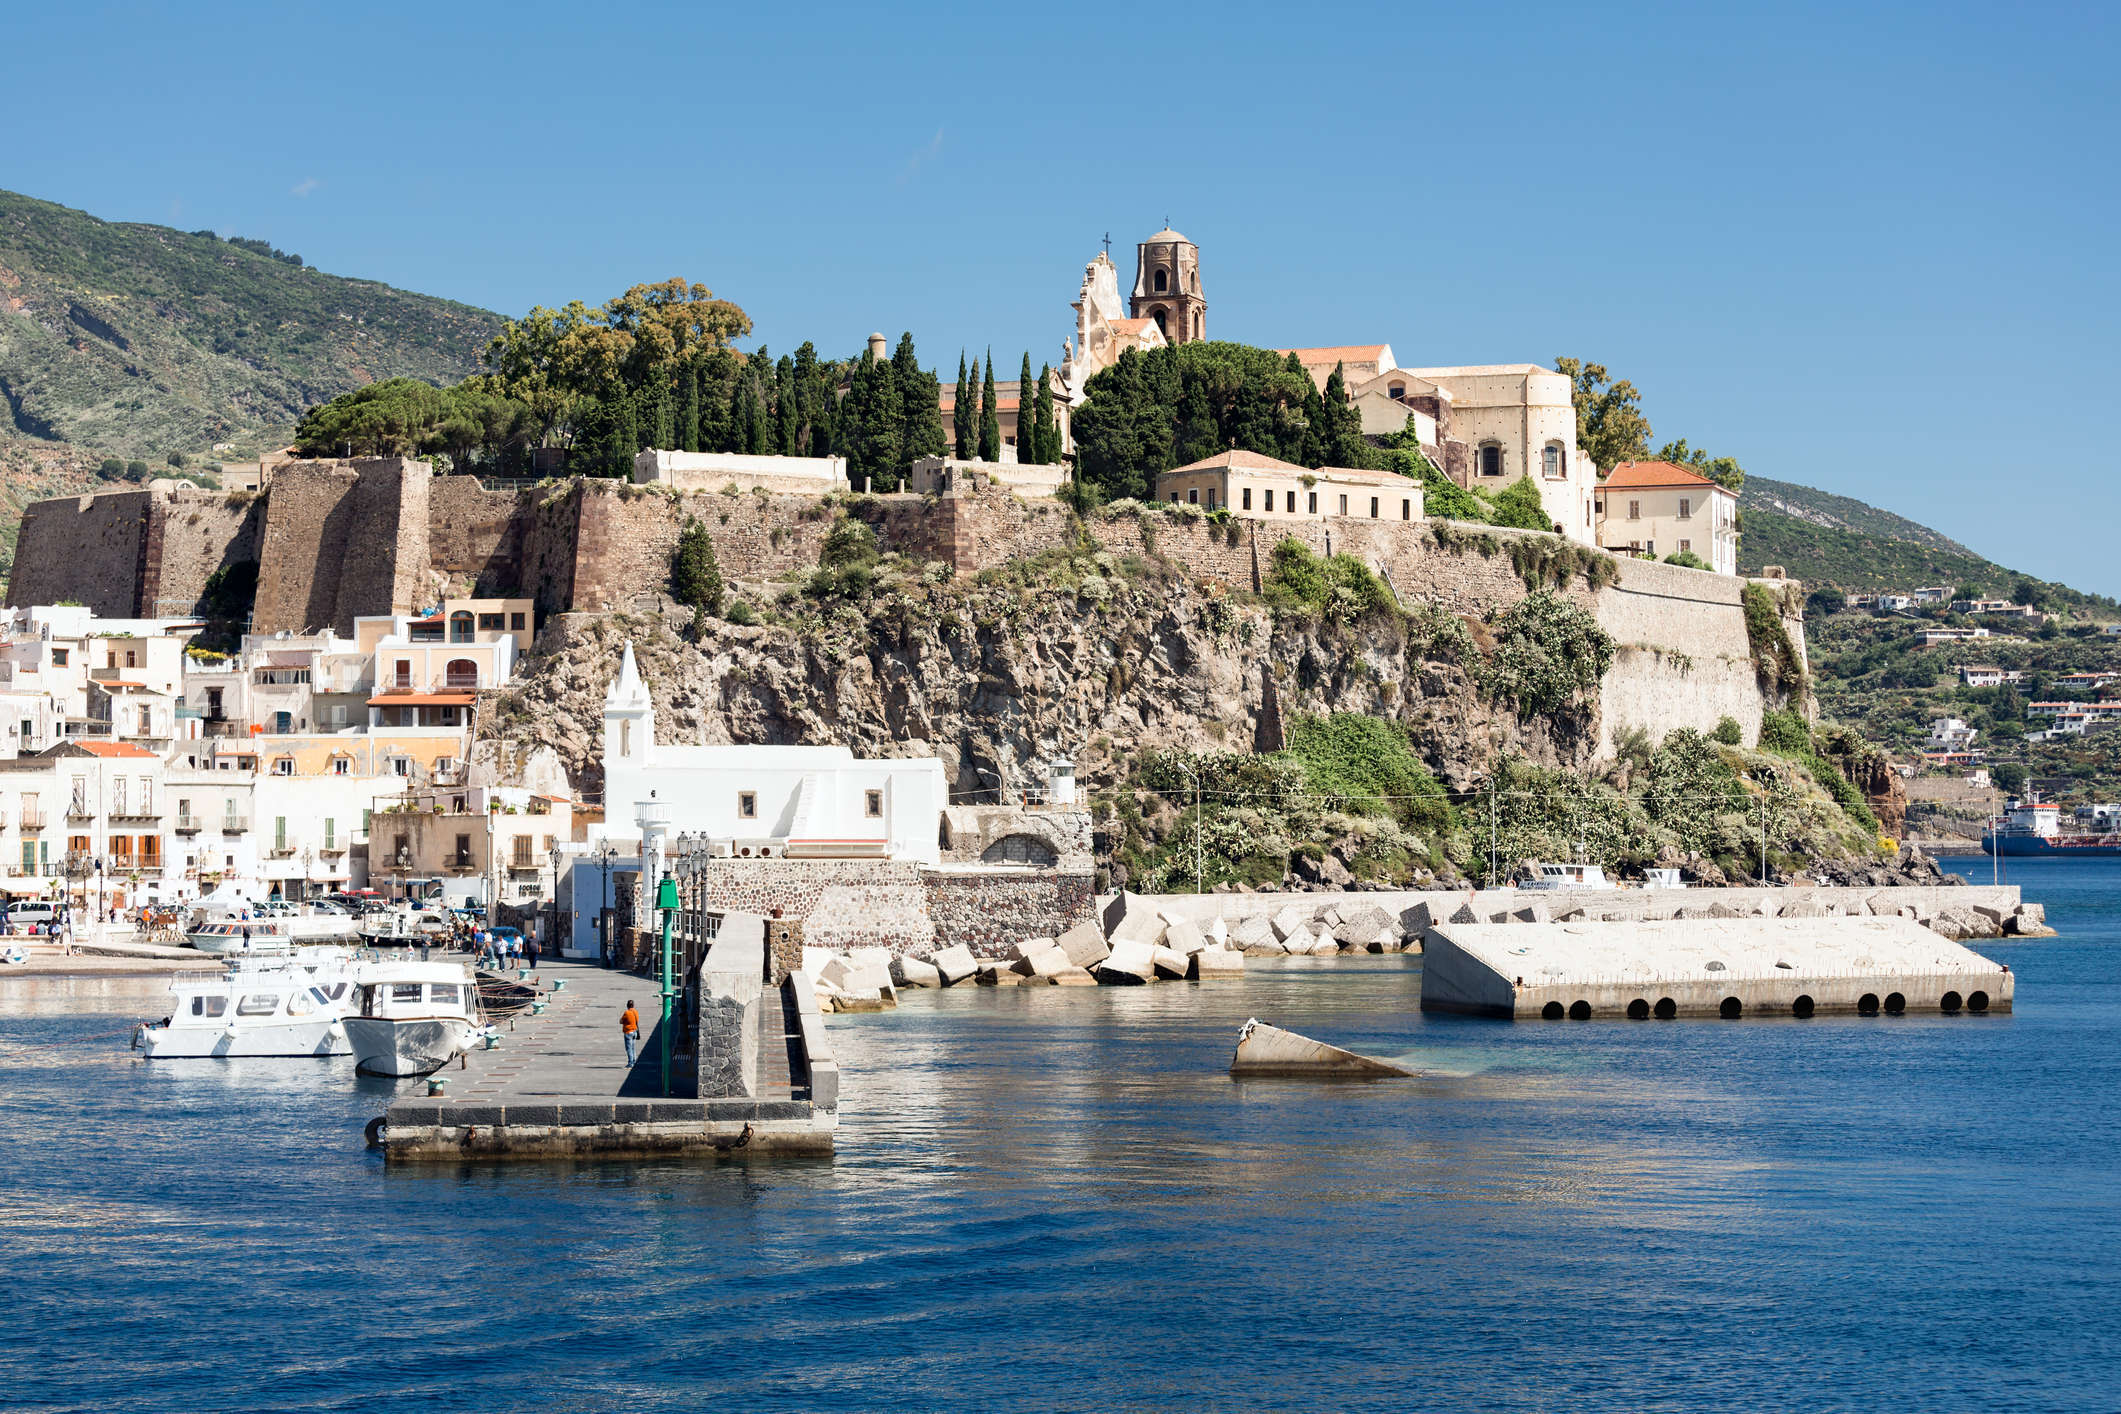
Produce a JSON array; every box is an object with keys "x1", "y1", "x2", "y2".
[
  {"x1": 530, "y1": 999, "x2": 548, "y2": 1015},
  {"x1": 427, "y1": 1077, "x2": 447, "y2": 1097},
  {"x1": 483, "y1": 1034, "x2": 501, "y2": 1050},
  {"x1": 550, "y1": 980, "x2": 566, "y2": 993}
]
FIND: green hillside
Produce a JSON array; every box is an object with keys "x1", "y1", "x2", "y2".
[
  {"x1": 0, "y1": 188, "x2": 503, "y2": 458},
  {"x1": 1739, "y1": 476, "x2": 2112, "y2": 611}
]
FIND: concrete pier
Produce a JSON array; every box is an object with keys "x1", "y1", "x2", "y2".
[
  {"x1": 1420, "y1": 916, "x2": 2015, "y2": 1020},
  {"x1": 378, "y1": 945, "x2": 836, "y2": 1162}
]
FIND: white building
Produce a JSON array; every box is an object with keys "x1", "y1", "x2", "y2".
[
  {"x1": 1594, "y1": 461, "x2": 1741, "y2": 575},
  {"x1": 1927, "y1": 718, "x2": 1979, "y2": 750},
  {"x1": 598, "y1": 642, "x2": 946, "y2": 863}
]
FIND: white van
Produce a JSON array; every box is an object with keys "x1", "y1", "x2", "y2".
[{"x1": 6, "y1": 903, "x2": 60, "y2": 929}]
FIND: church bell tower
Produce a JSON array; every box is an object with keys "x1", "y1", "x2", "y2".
[{"x1": 1130, "y1": 226, "x2": 1205, "y2": 345}]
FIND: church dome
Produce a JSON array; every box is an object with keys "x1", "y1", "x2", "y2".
[{"x1": 1145, "y1": 227, "x2": 1191, "y2": 244}]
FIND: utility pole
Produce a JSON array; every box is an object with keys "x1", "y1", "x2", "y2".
[
  {"x1": 1759, "y1": 791, "x2": 1768, "y2": 882},
  {"x1": 1488, "y1": 775, "x2": 1498, "y2": 888}
]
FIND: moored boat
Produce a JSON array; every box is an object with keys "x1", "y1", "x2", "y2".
[
  {"x1": 1983, "y1": 794, "x2": 2121, "y2": 857},
  {"x1": 187, "y1": 919, "x2": 297, "y2": 955},
  {"x1": 343, "y1": 959, "x2": 484, "y2": 1076},
  {"x1": 135, "y1": 952, "x2": 361, "y2": 1058}
]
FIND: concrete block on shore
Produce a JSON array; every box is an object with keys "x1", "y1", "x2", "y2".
[
  {"x1": 892, "y1": 956, "x2": 942, "y2": 989},
  {"x1": 1152, "y1": 945, "x2": 1191, "y2": 979},
  {"x1": 2008, "y1": 903, "x2": 2054, "y2": 936},
  {"x1": 1305, "y1": 933, "x2": 1340, "y2": 957},
  {"x1": 1109, "y1": 899, "x2": 1167, "y2": 947},
  {"x1": 1782, "y1": 899, "x2": 1830, "y2": 918},
  {"x1": 1097, "y1": 939, "x2": 1156, "y2": 985},
  {"x1": 1229, "y1": 1017, "x2": 1418, "y2": 1078},
  {"x1": 1448, "y1": 902, "x2": 1480, "y2": 925},
  {"x1": 930, "y1": 944, "x2": 979, "y2": 985},
  {"x1": 1399, "y1": 901, "x2": 1437, "y2": 935},
  {"x1": 1228, "y1": 916, "x2": 1275, "y2": 950},
  {"x1": 1164, "y1": 919, "x2": 1207, "y2": 956},
  {"x1": 1512, "y1": 902, "x2": 1550, "y2": 924},
  {"x1": 1008, "y1": 937, "x2": 1058, "y2": 962},
  {"x1": 1190, "y1": 947, "x2": 1245, "y2": 979},
  {"x1": 1337, "y1": 903, "x2": 1396, "y2": 940},
  {"x1": 1056, "y1": 920, "x2": 1111, "y2": 969},
  {"x1": 1270, "y1": 904, "x2": 1310, "y2": 943},
  {"x1": 1205, "y1": 916, "x2": 1230, "y2": 947},
  {"x1": 1014, "y1": 945, "x2": 1074, "y2": 979},
  {"x1": 1050, "y1": 968, "x2": 1100, "y2": 986},
  {"x1": 1242, "y1": 940, "x2": 1289, "y2": 957}
]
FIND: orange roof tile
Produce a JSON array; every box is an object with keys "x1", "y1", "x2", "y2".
[
  {"x1": 1167, "y1": 449, "x2": 1312, "y2": 475},
  {"x1": 75, "y1": 741, "x2": 157, "y2": 758},
  {"x1": 1314, "y1": 465, "x2": 1418, "y2": 487},
  {"x1": 1599, "y1": 460, "x2": 1730, "y2": 491}
]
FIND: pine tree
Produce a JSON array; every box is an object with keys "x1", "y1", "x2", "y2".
[
  {"x1": 978, "y1": 349, "x2": 1002, "y2": 462},
  {"x1": 680, "y1": 364, "x2": 701, "y2": 453},
  {"x1": 952, "y1": 352, "x2": 972, "y2": 459},
  {"x1": 775, "y1": 354, "x2": 798, "y2": 455}
]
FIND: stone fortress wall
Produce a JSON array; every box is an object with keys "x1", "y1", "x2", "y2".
[{"x1": 6, "y1": 458, "x2": 1802, "y2": 752}]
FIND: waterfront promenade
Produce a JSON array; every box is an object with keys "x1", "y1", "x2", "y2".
[{"x1": 378, "y1": 953, "x2": 834, "y2": 1162}]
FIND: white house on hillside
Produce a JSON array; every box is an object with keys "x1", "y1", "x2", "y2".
[{"x1": 598, "y1": 643, "x2": 946, "y2": 863}]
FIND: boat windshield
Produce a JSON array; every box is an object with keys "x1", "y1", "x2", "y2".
[{"x1": 236, "y1": 993, "x2": 281, "y2": 1017}]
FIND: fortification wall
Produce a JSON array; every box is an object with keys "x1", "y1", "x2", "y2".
[
  {"x1": 6, "y1": 488, "x2": 154, "y2": 615},
  {"x1": 427, "y1": 476, "x2": 535, "y2": 598},
  {"x1": 139, "y1": 484, "x2": 265, "y2": 617},
  {"x1": 251, "y1": 457, "x2": 432, "y2": 635}
]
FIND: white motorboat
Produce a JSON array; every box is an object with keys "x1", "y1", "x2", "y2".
[
  {"x1": 1520, "y1": 861, "x2": 1614, "y2": 890},
  {"x1": 343, "y1": 959, "x2": 484, "y2": 1077},
  {"x1": 356, "y1": 907, "x2": 453, "y2": 948},
  {"x1": 134, "y1": 952, "x2": 361, "y2": 1058},
  {"x1": 187, "y1": 918, "x2": 298, "y2": 955}
]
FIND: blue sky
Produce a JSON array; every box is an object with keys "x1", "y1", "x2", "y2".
[{"x1": 9, "y1": 1, "x2": 2117, "y2": 590}]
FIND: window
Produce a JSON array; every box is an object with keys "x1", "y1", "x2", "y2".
[
  {"x1": 69, "y1": 778, "x2": 87, "y2": 814},
  {"x1": 190, "y1": 995, "x2": 227, "y2": 1018},
  {"x1": 234, "y1": 994, "x2": 282, "y2": 1016},
  {"x1": 1205, "y1": 490, "x2": 1216, "y2": 509},
  {"x1": 391, "y1": 982, "x2": 424, "y2": 1003},
  {"x1": 137, "y1": 706, "x2": 153, "y2": 735},
  {"x1": 332, "y1": 757, "x2": 350, "y2": 775},
  {"x1": 275, "y1": 817, "x2": 288, "y2": 851},
  {"x1": 865, "y1": 789, "x2": 883, "y2": 818},
  {"x1": 1645, "y1": 540, "x2": 1656, "y2": 556},
  {"x1": 1627, "y1": 500, "x2": 1641, "y2": 521},
  {"x1": 477, "y1": 613, "x2": 505, "y2": 631},
  {"x1": 1389, "y1": 383, "x2": 1405, "y2": 398},
  {"x1": 124, "y1": 649, "x2": 137, "y2": 668},
  {"x1": 1187, "y1": 488, "x2": 1198, "y2": 504},
  {"x1": 51, "y1": 649, "x2": 67, "y2": 666},
  {"x1": 1338, "y1": 494, "x2": 1348, "y2": 516},
  {"x1": 324, "y1": 818, "x2": 336, "y2": 850},
  {"x1": 1242, "y1": 488, "x2": 1252, "y2": 510},
  {"x1": 431, "y1": 984, "x2": 462, "y2": 1008},
  {"x1": 619, "y1": 721, "x2": 631, "y2": 758},
  {"x1": 449, "y1": 611, "x2": 475, "y2": 643},
  {"x1": 109, "y1": 835, "x2": 133, "y2": 863},
  {"x1": 272, "y1": 757, "x2": 293, "y2": 776},
  {"x1": 512, "y1": 837, "x2": 533, "y2": 867},
  {"x1": 1479, "y1": 445, "x2": 1503, "y2": 477},
  {"x1": 139, "y1": 836, "x2": 159, "y2": 867},
  {"x1": 223, "y1": 799, "x2": 239, "y2": 825},
  {"x1": 445, "y1": 659, "x2": 478, "y2": 689},
  {"x1": 1154, "y1": 269, "x2": 1168, "y2": 292},
  {"x1": 738, "y1": 791, "x2": 757, "y2": 820},
  {"x1": 112, "y1": 779, "x2": 126, "y2": 816},
  {"x1": 1543, "y1": 444, "x2": 1563, "y2": 478},
  {"x1": 1679, "y1": 539, "x2": 1692, "y2": 554},
  {"x1": 1678, "y1": 497, "x2": 1692, "y2": 520},
  {"x1": 19, "y1": 842, "x2": 32, "y2": 875},
  {"x1": 205, "y1": 687, "x2": 223, "y2": 715},
  {"x1": 453, "y1": 833, "x2": 472, "y2": 866},
  {"x1": 510, "y1": 613, "x2": 527, "y2": 631},
  {"x1": 273, "y1": 710, "x2": 291, "y2": 733},
  {"x1": 330, "y1": 704, "x2": 347, "y2": 726},
  {"x1": 1370, "y1": 497, "x2": 1379, "y2": 518},
  {"x1": 392, "y1": 833, "x2": 410, "y2": 865},
  {"x1": 1264, "y1": 490, "x2": 1275, "y2": 512},
  {"x1": 394, "y1": 660, "x2": 412, "y2": 689},
  {"x1": 1402, "y1": 498, "x2": 1412, "y2": 521},
  {"x1": 140, "y1": 779, "x2": 152, "y2": 813}
]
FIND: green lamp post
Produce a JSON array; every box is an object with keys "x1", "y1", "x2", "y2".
[{"x1": 655, "y1": 874, "x2": 678, "y2": 1096}]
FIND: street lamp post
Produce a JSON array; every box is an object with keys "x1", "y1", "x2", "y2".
[
  {"x1": 1173, "y1": 759, "x2": 1202, "y2": 894},
  {"x1": 595, "y1": 842, "x2": 618, "y2": 966}
]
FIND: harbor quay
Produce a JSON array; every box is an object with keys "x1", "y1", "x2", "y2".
[{"x1": 376, "y1": 940, "x2": 836, "y2": 1163}]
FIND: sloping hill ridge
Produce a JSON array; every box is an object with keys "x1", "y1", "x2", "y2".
[
  {"x1": 1740, "y1": 476, "x2": 2113, "y2": 610},
  {"x1": 0, "y1": 188, "x2": 503, "y2": 457}
]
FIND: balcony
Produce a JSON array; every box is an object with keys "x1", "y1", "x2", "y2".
[
  {"x1": 175, "y1": 815, "x2": 204, "y2": 834},
  {"x1": 268, "y1": 844, "x2": 296, "y2": 858},
  {"x1": 109, "y1": 809, "x2": 162, "y2": 825},
  {"x1": 66, "y1": 805, "x2": 93, "y2": 823},
  {"x1": 18, "y1": 810, "x2": 45, "y2": 831},
  {"x1": 220, "y1": 817, "x2": 250, "y2": 834}
]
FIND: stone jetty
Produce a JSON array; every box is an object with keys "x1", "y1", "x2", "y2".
[
  {"x1": 377, "y1": 940, "x2": 835, "y2": 1162},
  {"x1": 1420, "y1": 916, "x2": 2016, "y2": 1020},
  {"x1": 1229, "y1": 1019, "x2": 1419, "y2": 1077}
]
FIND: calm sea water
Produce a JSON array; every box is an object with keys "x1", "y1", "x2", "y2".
[{"x1": 2, "y1": 858, "x2": 2116, "y2": 1413}]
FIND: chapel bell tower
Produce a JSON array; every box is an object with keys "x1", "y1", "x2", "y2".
[{"x1": 1130, "y1": 226, "x2": 1205, "y2": 345}]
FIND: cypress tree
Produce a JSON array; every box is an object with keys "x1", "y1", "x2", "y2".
[
  {"x1": 965, "y1": 357, "x2": 983, "y2": 459},
  {"x1": 978, "y1": 349, "x2": 1002, "y2": 462},
  {"x1": 892, "y1": 332, "x2": 945, "y2": 472},
  {"x1": 792, "y1": 342, "x2": 821, "y2": 456},
  {"x1": 1016, "y1": 353, "x2": 1035, "y2": 461},
  {"x1": 775, "y1": 354, "x2": 798, "y2": 455},
  {"x1": 651, "y1": 376, "x2": 673, "y2": 450},
  {"x1": 669, "y1": 518, "x2": 724, "y2": 619},
  {"x1": 1300, "y1": 379, "x2": 1328, "y2": 467},
  {"x1": 952, "y1": 352, "x2": 972, "y2": 459},
  {"x1": 1322, "y1": 361, "x2": 1371, "y2": 467},
  {"x1": 1034, "y1": 363, "x2": 1058, "y2": 464},
  {"x1": 680, "y1": 364, "x2": 700, "y2": 452},
  {"x1": 613, "y1": 396, "x2": 639, "y2": 475}
]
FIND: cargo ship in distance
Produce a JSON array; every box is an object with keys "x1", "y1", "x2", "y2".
[{"x1": 1982, "y1": 795, "x2": 2121, "y2": 857}]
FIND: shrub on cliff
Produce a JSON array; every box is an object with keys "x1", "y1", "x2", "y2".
[
  {"x1": 1264, "y1": 538, "x2": 1397, "y2": 624},
  {"x1": 1742, "y1": 581, "x2": 1807, "y2": 699},
  {"x1": 669, "y1": 518, "x2": 723, "y2": 618},
  {"x1": 1481, "y1": 590, "x2": 1614, "y2": 717},
  {"x1": 1485, "y1": 477, "x2": 1555, "y2": 532},
  {"x1": 1283, "y1": 714, "x2": 1453, "y2": 835}
]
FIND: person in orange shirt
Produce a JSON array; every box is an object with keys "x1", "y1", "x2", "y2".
[{"x1": 620, "y1": 1000, "x2": 641, "y2": 1066}]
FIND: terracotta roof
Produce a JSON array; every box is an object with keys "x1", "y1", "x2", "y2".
[
  {"x1": 74, "y1": 741, "x2": 157, "y2": 758},
  {"x1": 1167, "y1": 449, "x2": 1312, "y2": 475},
  {"x1": 367, "y1": 691, "x2": 476, "y2": 707},
  {"x1": 1599, "y1": 460, "x2": 1732, "y2": 492},
  {"x1": 1276, "y1": 345, "x2": 1390, "y2": 366},
  {"x1": 1314, "y1": 465, "x2": 1418, "y2": 488},
  {"x1": 1108, "y1": 317, "x2": 1161, "y2": 339}
]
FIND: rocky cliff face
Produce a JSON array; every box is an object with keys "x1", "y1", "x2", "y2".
[{"x1": 483, "y1": 558, "x2": 1587, "y2": 809}]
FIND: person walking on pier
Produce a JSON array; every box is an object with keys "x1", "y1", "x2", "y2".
[{"x1": 621, "y1": 1000, "x2": 641, "y2": 1067}]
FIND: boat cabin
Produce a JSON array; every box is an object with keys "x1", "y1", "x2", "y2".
[
  {"x1": 1520, "y1": 861, "x2": 1613, "y2": 890},
  {"x1": 353, "y1": 962, "x2": 478, "y2": 1022}
]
